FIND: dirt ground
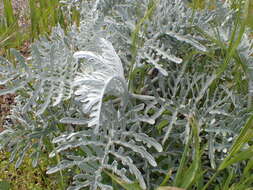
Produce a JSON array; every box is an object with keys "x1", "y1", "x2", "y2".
[
  {"x1": 0, "y1": 0, "x2": 29, "y2": 131},
  {"x1": 0, "y1": 87, "x2": 15, "y2": 132}
]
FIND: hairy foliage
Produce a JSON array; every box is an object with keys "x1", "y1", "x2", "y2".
[{"x1": 0, "y1": 0, "x2": 253, "y2": 190}]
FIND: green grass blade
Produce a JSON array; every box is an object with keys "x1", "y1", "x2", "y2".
[
  {"x1": 222, "y1": 168, "x2": 235, "y2": 190},
  {"x1": 3, "y1": 0, "x2": 16, "y2": 27},
  {"x1": 156, "y1": 187, "x2": 185, "y2": 190},
  {"x1": 104, "y1": 170, "x2": 142, "y2": 190},
  {"x1": 202, "y1": 115, "x2": 253, "y2": 190},
  {"x1": 180, "y1": 116, "x2": 201, "y2": 189},
  {"x1": 174, "y1": 116, "x2": 201, "y2": 189},
  {"x1": 219, "y1": 147, "x2": 253, "y2": 170},
  {"x1": 160, "y1": 169, "x2": 172, "y2": 186},
  {"x1": 29, "y1": 0, "x2": 39, "y2": 39},
  {"x1": 216, "y1": 0, "x2": 249, "y2": 78},
  {"x1": 128, "y1": 0, "x2": 158, "y2": 92},
  {"x1": 218, "y1": 114, "x2": 253, "y2": 171},
  {"x1": 173, "y1": 129, "x2": 191, "y2": 186},
  {"x1": 243, "y1": 158, "x2": 253, "y2": 177}
]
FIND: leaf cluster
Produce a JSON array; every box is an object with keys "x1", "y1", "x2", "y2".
[{"x1": 1, "y1": 0, "x2": 253, "y2": 190}]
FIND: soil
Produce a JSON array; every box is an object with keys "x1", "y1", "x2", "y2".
[
  {"x1": 0, "y1": 86, "x2": 15, "y2": 132},
  {"x1": 0, "y1": 0, "x2": 29, "y2": 131}
]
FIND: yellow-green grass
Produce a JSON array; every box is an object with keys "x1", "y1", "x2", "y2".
[{"x1": 0, "y1": 150, "x2": 68, "y2": 190}]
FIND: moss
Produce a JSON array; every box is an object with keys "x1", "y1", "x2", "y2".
[{"x1": 0, "y1": 150, "x2": 61, "y2": 190}]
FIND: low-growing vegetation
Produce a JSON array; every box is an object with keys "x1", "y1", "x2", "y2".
[
  {"x1": 0, "y1": 150, "x2": 70, "y2": 190},
  {"x1": 0, "y1": 0, "x2": 79, "y2": 58},
  {"x1": 1, "y1": 0, "x2": 253, "y2": 190}
]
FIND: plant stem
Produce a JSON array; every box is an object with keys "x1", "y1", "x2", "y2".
[
  {"x1": 52, "y1": 142, "x2": 65, "y2": 190},
  {"x1": 201, "y1": 170, "x2": 219, "y2": 190},
  {"x1": 128, "y1": 0, "x2": 158, "y2": 92}
]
